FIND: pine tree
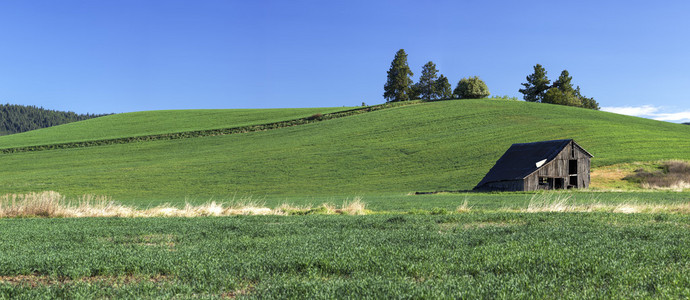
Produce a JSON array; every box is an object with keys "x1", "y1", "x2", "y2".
[
  {"x1": 418, "y1": 61, "x2": 439, "y2": 100},
  {"x1": 383, "y1": 49, "x2": 414, "y2": 102},
  {"x1": 519, "y1": 64, "x2": 550, "y2": 102},
  {"x1": 435, "y1": 75, "x2": 452, "y2": 100},
  {"x1": 553, "y1": 70, "x2": 576, "y2": 95}
]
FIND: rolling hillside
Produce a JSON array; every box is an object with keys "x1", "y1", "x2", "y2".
[
  {"x1": 0, "y1": 107, "x2": 354, "y2": 149},
  {"x1": 0, "y1": 99, "x2": 689, "y2": 203}
]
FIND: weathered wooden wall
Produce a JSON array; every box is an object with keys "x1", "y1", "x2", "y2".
[{"x1": 524, "y1": 141, "x2": 590, "y2": 191}]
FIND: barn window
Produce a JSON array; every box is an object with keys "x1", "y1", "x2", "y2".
[{"x1": 538, "y1": 177, "x2": 549, "y2": 186}]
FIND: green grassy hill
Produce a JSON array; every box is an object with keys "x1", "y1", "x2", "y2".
[
  {"x1": 0, "y1": 107, "x2": 352, "y2": 149},
  {"x1": 0, "y1": 99, "x2": 689, "y2": 203}
]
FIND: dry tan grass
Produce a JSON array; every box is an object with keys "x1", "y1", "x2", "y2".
[
  {"x1": 525, "y1": 192, "x2": 577, "y2": 212},
  {"x1": 273, "y1": 197, "x2": 367, "y2": 215},
  {"x1": 0, "y1": 191, "x2": 367, "y2": 218},
  {"x1": 456, "y1": 198, "x2": 472, "y2": 213},
  {"x1": 590, "y1": 167, "x2": 633, "y2": 189},
  {"x1": 0, "y1": 191, "x2": 63, "y2": 217},
  {"x1": 589, "y1": 161, "x2": 690, "y2": 191},
  {"x1": 641, "y1": 181, "x2": 690, "y2": 192},
  {"x1": 518, "y1": 192, "x2": 690, "y2": 214},
  {"x1": 623, "y1": 160, "x2": 690, "y2": 191},
  {"x1": 339, "y1": 197, "x2": 367, "y2": 215}
]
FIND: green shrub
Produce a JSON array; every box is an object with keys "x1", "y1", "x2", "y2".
[{"x1": 453, "y1": 76, "x2": 490, "y2": 99}]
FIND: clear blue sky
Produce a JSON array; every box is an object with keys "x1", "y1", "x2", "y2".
[{"x1": 1, "y1": 1, "x2": 689, "y2": 121}]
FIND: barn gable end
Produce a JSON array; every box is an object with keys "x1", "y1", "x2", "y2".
[{"x1": 474, "y1": 139, "x2": 592, "y2": 192}]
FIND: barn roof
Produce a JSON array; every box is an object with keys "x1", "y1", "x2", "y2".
[{"x1": 474, "y1": 139, "x2": 591, "y2": 189}]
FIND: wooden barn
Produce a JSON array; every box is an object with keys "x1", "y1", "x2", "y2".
[{"x1": 473, "y1": 139, "x2": 592, "y2": 191}]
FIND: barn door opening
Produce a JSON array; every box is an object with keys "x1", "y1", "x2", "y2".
[
  {"x1": 554, "y1": 178, "x2": 565, "y2": 189},
  {"x1": 569, "y1": 160, "x2": 578, "y2": 174},
  {"x1": 569, "y1": 160, "x2": 578, "y2": 188}
]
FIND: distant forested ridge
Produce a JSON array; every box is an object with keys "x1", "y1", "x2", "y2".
[{"x1": 0, "y1": 104, "x2": 108, "y2": 135}]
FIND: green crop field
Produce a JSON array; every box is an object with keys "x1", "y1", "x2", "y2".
[
  {"x1": 0, "y1": 107, "x2": 353, "y2": 149},
  {"x1": 2, "y1": 213, "x2": 689, "y2": 298},
  {"x1": 0, "y1": 99, "x2": 689, "y2": 204},
  {"x1": 2, "y1": 99, "x2": 690, "y2": 298}
]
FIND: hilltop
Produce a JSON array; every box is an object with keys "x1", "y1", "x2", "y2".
[{"x1": 0, "y1": 99, "x2": 688, "y2": 202}]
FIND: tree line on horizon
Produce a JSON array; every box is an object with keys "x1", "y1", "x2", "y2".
[
  {"x1": 382, "y1": 49, "x2": 599, "y2": 110},
  {"x1": 519, "y1": 64, "x2": 599, "y2": 110},
  {"x1": 383, "y1": 49, "x2": 489, "y2": 102},
  {"x1": 0, "y1": 103, "x2": 108, "y2": 136}
]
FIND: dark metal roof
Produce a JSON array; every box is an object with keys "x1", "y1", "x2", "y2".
[{"x1": 474, "y1": 139, "x2": 590, "y2": 189}]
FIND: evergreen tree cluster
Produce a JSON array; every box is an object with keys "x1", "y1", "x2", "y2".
[
  {"x1": 383, "y1": 49, "x2": 490, "y2": 102},
  {"x1": 519, "y1": 64, "x2": 600, "y2": 110},
  {"x1": 0, "y1": 103, "x2": 107, "y2": 135},
  {"x1": 382, "y1": 51, "x2": 601, "y2": 110}
]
